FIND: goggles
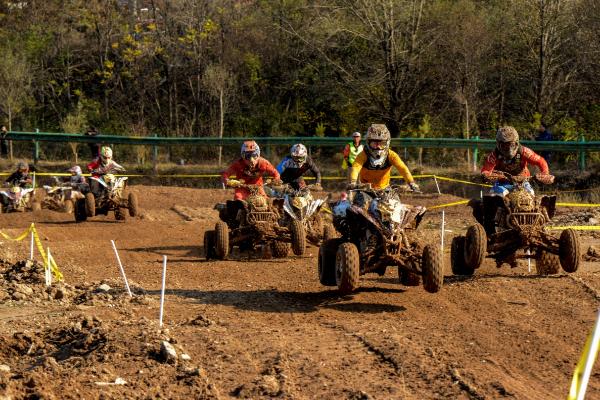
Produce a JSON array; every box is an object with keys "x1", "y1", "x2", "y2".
[
  {"x1": 242, "y1": 151, "x2": 258, "y2": 161},
  {"x1": 498, "y1": 142, "x2": 517, "y2": 152},
  {"x1": 292, "y1": 155, "x2": 306, "y2": 164},
  {"x1": 368, "y1": 140, "x2": 386, "y2": 150}
]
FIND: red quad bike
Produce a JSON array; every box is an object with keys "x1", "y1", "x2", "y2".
[
  {"x1": 204, "y1": 184, "x2": 306, "y2": 260},
  {"x1": 319, "y1": 183, "x2": 444, "y2": 295},
  {"x1": 452, "y1": 172, "x2": 580, "y2": 276}
]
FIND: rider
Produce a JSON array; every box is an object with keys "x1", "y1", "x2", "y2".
[
  {"x1": 342, "y1": 132, "x2": 363, "y2": 175},
  {"x1": 5, "y1": 161, "x2": 33, "y2": 188},
  {"x1": 349, "y1": 124, "x2": 419, "y2": 199},
  {"x1": 86, "y1": 146, "x2": 124, "y2": 196},
  {"x1": 276, "y1": 143, "x2": 322, "y2": 190},
  {"x1": 66, "y1": 165, "x2": 88, "y2": 192},
  {"x1": 481, "y1": 126, "x2": 554, "y2": 196},
  {"x1": 221, "y1": 140, "x2": 281, "y2": 200}
]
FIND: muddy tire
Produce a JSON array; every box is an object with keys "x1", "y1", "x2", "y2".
[
  {"x1": 31, "y1": 201, "x2": 41, "y2": 212},
  {"x1": 85, "y1": 192, "x2": 95, "y2": 217},
  {"x1": 0, "y1": 203, "x2": 3, "y2": 213},
  {"x1": 559, "y1": 228, "x2": 580, "y2": 273},
  {"x1": 74, "y1": 199, "x2": 87, "y2": 222},
  {"x1": 535, "y1": 250, "x2": 560, "y2": 275},
  {"x1": 272, "y1": 241, "x2": 290, "y2": 258},
  {"x1": 128, "y1": 193, "x2": 139, "y2": 217},
  {"x1": 318, "y1": 239, "x2": 343, "y2": 286},
  {"x1": 464, "y1": 224, "x2": 486, "y2": 270},
  {"x1": 323, "y1": 224, "x2": 336, "y2": 241},
  {"x1": 115, "y1": 207, "x2": 128, "y2": 220},
  {"x1": 203, "y1": 230, "x2": 216, "y2": 260},
  {"x1": 214, "y1": 221, "x2": 229, "y2": 260},
  {"x1": 451, "y1": 236, "x2": 474, "y2": 276},
  {"x1": 422, "y1": 245, "x2": 444, "y2": 293},
  {"x1": 290, "y1": 219, "x2": 306, "y2": 256},
  {"x1": 335, "y1": 242, "x2": 360, "y2": 294},
  {"x1": 63, "y1": 199, "x2": 74, "y2": 214}
]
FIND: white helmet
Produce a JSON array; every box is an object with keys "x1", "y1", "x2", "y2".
[
  {"x1": 68, "y1": 165, "x2": 82, "y2": 175},
  {"x1": 290, "y1": 143, "x2": 307, "y2": 166},
  {"x1": 99, "y1": 146, "x2": 113, "y2": 165},
  {"x1": 365, "y1": 124, "x2": 391, "y2": 166}
]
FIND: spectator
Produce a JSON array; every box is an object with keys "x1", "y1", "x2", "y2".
[
  {"x1": 342, "y1": 131, "x2": 363, "y2": 179},
  {"x1": 535, "y1": 121, "x2": 553, "y2": 163},
  {"x1": 85, "y1": 127, "x2": 100, "y2": 159},
  {"x1": 0, "y1": 126, "x2": 8, "y2": 158}
]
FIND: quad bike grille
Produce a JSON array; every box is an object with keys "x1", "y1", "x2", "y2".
[
  {"x1": 507, "y1": 212, "x2": 545, "y2": 230},
  {"x1": 247, "y1": 211, "x2": 275, "y2": 224}
]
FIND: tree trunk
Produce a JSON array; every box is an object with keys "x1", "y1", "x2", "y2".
[
  {"x1": 465, "y1": 99, "x2": 471, "y2": 168},
  {"x1": 218, "y1": 87, "x2": 224, "y2": 166},
  {"x1": 8, "y1": 108, "x2": 12, "y2": 160}
]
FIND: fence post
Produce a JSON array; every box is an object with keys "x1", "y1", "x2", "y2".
[
  {"x1": 473, "y1": 135, "x2": 479, "y2": 172},
  {"x1": 579, "y1": 134, "x2": 586, "y2": 172},
  {"x1": 152, "y1": 133, "x2": 158, "y2": 175},
  {"x1": 33, "y1": 128, "x2": 40, "y2": 165}
]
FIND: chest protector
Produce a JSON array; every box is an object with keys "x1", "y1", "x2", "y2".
[{"x1": 494, "y1": 146, "x2": 524, "y2": 175}]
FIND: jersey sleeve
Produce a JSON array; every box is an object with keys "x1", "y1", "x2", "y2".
[
  {"x1": 522, "y1": 147, "x2": 549, "y2": 174},
  {"x1": 350, "y1": 151, "x2": 367, "y2": 182},
  {"x1": 261, "y1": 159, "x2": 280, "y2": 180},
  {"x1": 389, "y1": 151, "x2": 414, "y2": 183},
  {"x1": 308, "y1": 157, "x2": 321, "y2": 183},
  {"x1": 276, "y1": 157, "x2": 287, "y2": 174},
  {"x1": 480, "y1": 152, "x2": 497, "y2": 176},
  {"x1": 221, "y1": 161, "x2": 241, "y2": 183}
]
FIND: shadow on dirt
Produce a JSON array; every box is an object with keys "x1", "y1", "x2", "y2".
[
  {"x1": 444, "y1": 274, "x2": 569, "y2": 284},
  {"x1": 128, "y1": 245, "x2": 200, "y2": 258},
  {"x1": 149, "y1": 288, "x2": 407, "y2": 314}
]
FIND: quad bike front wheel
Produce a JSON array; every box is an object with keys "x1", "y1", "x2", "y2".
[
  {"x1": 290, "y1": 219, "x2": 306, "y2": 256},
  {"x1": 85, "y1": 192, "x2": 95, "y2": 217},
  {"x1": 464, "y1": 224, "x2": 486, "y2": 270},
  {"x1": 63, "y1": 199, "x2": 74, "y2": 214},
  {"x1": 272, "y1": 241, "x2": 290, "y2": 258},
  {"x1": 559, "y1": 228, "x2": 580, "y2": 273},
  {"x1": 318, "y1": 238, "x2": 344, "y2": 286},
  {"x1": 335, "y1": 242, "x2": 360, "y2": 294},
  {"x1": 115, "y1": 207, "x2": 128, "y2": 220},
  {"x1": 422, "y1": 245, "x2": 444, "y2": 293},
  {"x1": 535, "y1": 250, "x2": 560, "y2": 275},
  {"x1": 128, "y1": 193, "x2": 139, "y2": 217},
  {"x1": 451, "y1": 236, "x2": 474, "y2": 276},
  {"x1": 215, "y1": 221, "x2": 229, "y2": 260},
  {"x1": 203, "y1": 230, "x2": 216, "y2": 260}
]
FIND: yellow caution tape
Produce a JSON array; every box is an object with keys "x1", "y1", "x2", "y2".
[
  {"x1": 429, "y1": 200, "x2": 470, "y2": 210},
  {"x1": 547, "y1": 226, "x2": 600, "y2": 231},
  {"x1": 432, "y1": 175, "x2": 492, "y2": 188},
  {"x1": 556, "y1": 202, "x2": 600, "y2": 207},
  {"x1": 0, "y1": 223, "x2": 63, "y2": 281}
]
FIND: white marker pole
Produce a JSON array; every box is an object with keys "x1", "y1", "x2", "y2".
[
  {"x1": 45, "y1": 247, "x2": 51, "y2": 286},
  {"x1": 433, "y1": 176, "x2": 441, "y2": 195},
  {"x1": 29, "y1": 230, "x2": 34, "y2": 260},
  {"x1": 440, "y1": 210, "x2": 445, "y2": 252},
  {"x1": 576, "y1": 309, "x2": 600, "y2": 400},
  {"x1": 159, "y1": 255, "x2": 167, "y2": 327},
  {"x1": 110, "y1": 240, "x2": 132, "y2": 297},
  {"x1": 527, "y1": 249, "x2": 531, "y2": 273}
]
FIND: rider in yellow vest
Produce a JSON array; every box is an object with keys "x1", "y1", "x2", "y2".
[
  {"x1": 349, "y1": 124, "x2": 419, "y2": 191},
  {"x1": 342, "y1": 132, "x2": 363, "y2": 172}
]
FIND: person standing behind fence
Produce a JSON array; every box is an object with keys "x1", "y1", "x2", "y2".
[
  {"x1": 342, "y1": 131, "x2": 363, "y2": 179},
  {"x1": 0, "y1": 126, "x2": 8, "y2": 158},
  {"x1": 535, "y1": 121, "x2": 553, "y2": 163},
  {"x1": 85, "y1": 127, "x2": 100, "y2": 159}
]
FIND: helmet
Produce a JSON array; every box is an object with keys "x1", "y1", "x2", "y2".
[
  {"x1": 352, "y1": 131, "x2": 361, "y2": 138},
  {"x1": 365, "y1": 124, "x2": 391, "y2": 166},
  {"x1": 496, "y1": 126, "x2": 519, "y2": 158},
  {"x1": 69, "y1": 165, "x2": 82, "y2": 175},
  {"x1": 290, "y1": 143, "x2": 307, "y2": 166},
  {"x1": 99, "y1": 146, "x2": 112, "y2": 164},
  {"x1": 17, "y1": 161, "x2": 28, "y2": 172},
  {"x1": 241, "y1": 140, "x2": 260, "y2": 161}
]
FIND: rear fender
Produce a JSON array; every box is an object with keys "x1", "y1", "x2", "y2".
[
  {"x1": 283, "y1": 195, "x2": 298, "y2": 220},
  {"x1": 305, "y1": 198, "x2": 324, "y2": 219}
]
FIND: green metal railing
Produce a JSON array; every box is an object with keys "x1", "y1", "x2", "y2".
[{"x1": 4, "y1": 130, "x2": 599, "y2": 170}]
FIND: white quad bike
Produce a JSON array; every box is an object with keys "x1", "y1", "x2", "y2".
[
  {"x1": 42, "y1": 183, "x2": 85, "y2": 213},
  {"x1": 278, "y1": 184, "x2": 335, "y2": 245},
  {"x1": 0, "y1": 186, "x2": 40, "y2": 213},
  {"x1": 75, "y1": 165, "x2": 139, "y2": 222}
]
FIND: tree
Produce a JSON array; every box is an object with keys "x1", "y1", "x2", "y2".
[{"x1": 203, "y1": 64, "x2": 234, "y2": 166}]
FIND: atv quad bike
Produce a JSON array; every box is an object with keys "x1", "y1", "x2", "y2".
[
  {"x1": 319, "y1": 183, "x2": 443, "y2": 295},
  {"x1": 0, "y1": 186, "x2": 40, "y2": 213},
  {"x1": 74, "y1": 166, "x2": 139, "y2": 222},
  {"x1": 42, "y1": 181, "x2": 86, "y2": 213},
  {"x1": 452, "y1": 172, "x2": 580, "y2": 276},
  {"x1": 204, "y1": 184, "x2": 306, "y2": 260},
  {"x1": 277, "y1": 183, "x2": 336, "y2": 246}
]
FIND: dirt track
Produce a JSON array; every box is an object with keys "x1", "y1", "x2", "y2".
[{"x1": 1, "y1": 186, "x2": 599, "y2": 399}]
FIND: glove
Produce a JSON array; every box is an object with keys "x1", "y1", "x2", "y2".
[
  {"x1": 535, "y1": 173, "x2": 555, "y2": 185},
  {"x1": 409, "y1": 182, "x2": 420, "y2": 192},
  {"x1": 226, "y1": 179, "x2": 241, "y2": 188}
]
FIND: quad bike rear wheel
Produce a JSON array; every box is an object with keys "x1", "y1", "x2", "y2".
[
  {"x1": 290, "y1": 219, "x2": 306, "y2": 256},
  {"x1": 63, "y1": 199, "x2": 74, "y2": 214},
  {"x1": 203, "y1": 230, "x2": 216, "y2": 260},
  {"x1": 215, "y1": 221, "x2": 229, "y2": 260},
  {"x1": 74, "y1": 199, "x2": 87, "y2": 222},
  {"x1": 559, "y1": 228, "x2": 580, "y2": 273},
  {"x1": 128, "y1": 193, "x2": 139, "y2": 217},
  {"x1": 85, "y1": 192, "x2": 95, "y2": 217},
  {"x1": 464, "y1": 224, "x2": 486, "y2": 270},
  {"x1": 451, "y1": 236, "x2": 474, "y2": 276},
  {"x1": 535, "y1": 250, "x2": 560, "y2": 275},
  {"x1": 115, "y1": 207, "x2": 128, "y2": 220},
  {"x1": 335, "y1": 242, "x2": 360, "y2": 294},
  {"x1": 422, "y1": 245, "x2": 444, "y2": 293},
  {"x1": 31, "y1": 201, "x2": 41, "y2": 212},
  {"x1": 319, "y1": 238, "x2": 344, "y2": 286},
  {"x1": 272, "y1": 241, "x2": 290, "y2": 258}
]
